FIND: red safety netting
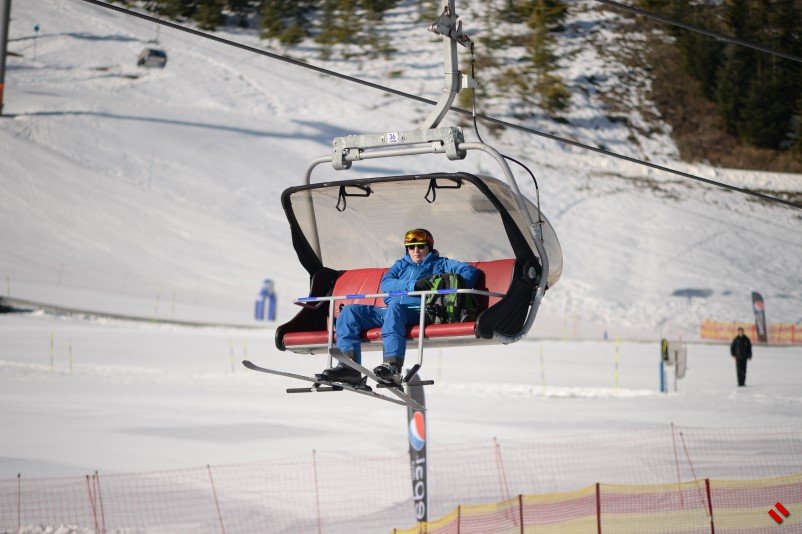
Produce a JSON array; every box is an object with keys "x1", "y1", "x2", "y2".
[{"x1": 2, "y1": 425, "x2": 801, "y2": 533}]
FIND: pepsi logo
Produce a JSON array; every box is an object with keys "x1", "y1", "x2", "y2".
[
  {"x1": 754, "y1": 301, "x2": 764, "y2": 311},
  {"x1": 408, "y1": 411, "x2": 426, "y2": 451}
]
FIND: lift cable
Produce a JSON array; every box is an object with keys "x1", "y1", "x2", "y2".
[
  {"x1": 595, "y1": 0, "x2": 802, "y2": 65},
  {"x1": 77, "y1": 0, "x2": 802, "y2": 210}
]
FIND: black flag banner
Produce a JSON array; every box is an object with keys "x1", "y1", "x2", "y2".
[
  {"x1": 406, "y1": 374, "x2": 428, "y2": 523},
  {"x1": 751, "y1": 292, "x2": 768, "y2": 343}
]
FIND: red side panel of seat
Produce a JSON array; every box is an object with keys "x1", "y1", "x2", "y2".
[
  {"x1": 475, "y1": 259, "x2": 514, "y2": 307},
  {"x1": 331, "y1": 268, "x2": 387, "y2": 318},
  {"x1": 284, "y1": 330, "x2": 330, "y2": 347}
]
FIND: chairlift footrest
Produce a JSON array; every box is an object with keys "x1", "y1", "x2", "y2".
[
  {"x1": 376, "y1": 380, "x2": 434, "y2": 389},
  {"x1": 287, "y1": 386, "x2": 343, "y2": 393}
]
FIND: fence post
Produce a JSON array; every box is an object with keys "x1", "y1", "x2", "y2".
[
  {"x1": 518, "y1": 494, "x2": 524, "y2": 534},
  {"x1": 705, "y1": 478, "x2": 715, "y2": 534},
  {"x1": 207, "y1": 465, "x2": 226, "y2": 534},
  {"x1": 457, "y1": 505, "x2": 461, "y2": 534},
  {"x1": 671, "y1": 423, "x2": 685, "y2": 508},
  {"x1": 493, "y1": 437, "x2": 510, "y2": 501},
  {"x1": 595, "y1": 483, "x2": 601, "y2": 534},
  {"x1": 94, "y1": 471, "x2": 106, "y2": 534},
  {"x1": 86, "y1": 475, "x2": 100, "y2": 533},
  {"x1": 16, "y1": 473, "x2": 20, "y2": 532},
  {"x1": 313, "y1": 450, "x2": 322, "y2": 534}
]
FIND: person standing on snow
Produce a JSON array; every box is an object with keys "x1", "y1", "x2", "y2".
[
  {"x1": 730, "y1": 327, "x2": 752, "y2": 387},
  {"x1": 320, "y1": 228, "x2": 478, "y2": 385}
]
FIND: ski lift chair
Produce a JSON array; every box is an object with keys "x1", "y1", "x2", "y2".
[
  {"x1": 276, "y1": 166, "x2": 562, "y2": 365},
  {"x1": 136, "y1": 48, "x2": 167, "y2": 68}
]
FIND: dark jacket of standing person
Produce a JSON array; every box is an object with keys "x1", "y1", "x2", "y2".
[{"x1": 730, "y1": 328, "x2": 752, "y2": 387}]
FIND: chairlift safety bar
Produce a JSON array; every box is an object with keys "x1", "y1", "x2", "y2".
[
  {"x1": 296, "y1": 288, "x2": 504, "y2": 370},
  {"x1": 295, "y1": 288, "x2": 504, "y2": 303}
]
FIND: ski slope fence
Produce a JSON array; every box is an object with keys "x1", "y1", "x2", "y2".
[
  {"x1": 392, "y1": 475, "x2": 802, "y2": 533},
  {"x1": 1, "y1": 426, "x2": 801, "y2": 534},
  {"x1": 700, "y1": 320, "x2": 801, "y2": 344}
]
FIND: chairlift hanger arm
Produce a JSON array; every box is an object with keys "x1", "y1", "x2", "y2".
[{"x1": 421, "y1": 0, "x2": 474, "y2": 130}]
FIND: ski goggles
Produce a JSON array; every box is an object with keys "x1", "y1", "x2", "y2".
[{"x1": 404, "y1": 229, "x2": 433, "y2": 247}]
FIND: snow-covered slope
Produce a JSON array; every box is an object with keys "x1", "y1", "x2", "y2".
[{"x1": 2, "y1": 0, "x2": 800, "y2": 337}]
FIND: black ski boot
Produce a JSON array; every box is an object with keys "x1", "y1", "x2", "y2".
[
  {"x1": 319, "y1": 351, "x2": 362, "y2": 386},
  {"x1": 373, "y1": 357, "x2": 403, "y2": 384}
]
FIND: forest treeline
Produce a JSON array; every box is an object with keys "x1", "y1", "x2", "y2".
[
  {"x1": 638, "y1": 0, "x2": 802, "y2": 155},
  {"x1": 136, "y1": 0, "x2": 802, "y2": 158}
]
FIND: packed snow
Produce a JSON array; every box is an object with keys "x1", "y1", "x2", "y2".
[{"x1": 1, "y1": 0, "x2": 801, "y2": 531}]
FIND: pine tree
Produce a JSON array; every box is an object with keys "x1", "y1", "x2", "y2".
[
  {"x1": 415, "y1": 0, "x2": 440, "y2": 23},
  {"x1": 674, "y1": 3, "x2": 724, "y2": 100},
  {"x1": 500, "y1": 0, "x2": 567, "y2": 27},
  {"x1": 157, "y1": 0, "x2": 198, "y2": 20},
  {"x1": 714, "y1": 0, "x2": 755, "y2": 135},
  {"x1": 361, "y1": 0, "x2": 398, "y2": 21},
  {"x1": 738, "y1": 0, "x2": 802, "y2": 148},
  {"x1": 261, "y1": 1, "x2": 313, "y2": 46},
  {"x1": 227, "y1": 0, "x2": 257, "y2": 28},
  {"x1": 194, "y1": 0, "x2": 225, "y2": 30},
  {"x1": 791, "y1": 95, "x2": 802, "y2": 159},
  {"x1": 526, "y1": 0, "x2": 570, "y2": 114},
  {"x1": 316, "y1": 0, "x2": 362, "y2": 47}
]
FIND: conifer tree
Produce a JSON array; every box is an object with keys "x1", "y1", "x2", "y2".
[
  {"x1": 526, "y1": 0, "x2": 570, "y2": 114},
  {"x1": 157, "y1": 0, "x2": 198, "y2": 20},
  {"x1": 738, "y1": 0, "x2": 802, "y2": 148},
  {"x1": 261, "y1": 1, "x2": 313, "y2": 46},
  {"x1": 675, "y1": 4, "x2": 724, "y2": 100},
  {"x1": 227, "y1": 0, "x2": 256, "y2": 27},
  {"x1": 316, "y1": 0, "x2": 359, "y2": 45},
  {"x1": 714, "y1": 0, "x2": 755, "y2": 135},
  {"x1": 194, "y1": 0, "x2": 225, "y2": 30},
  {"x1": 415, "y1": 0, "x2": 440, "y2": 23}
]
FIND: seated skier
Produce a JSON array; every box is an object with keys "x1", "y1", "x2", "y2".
[{"x1": 320, "y1": 228, "x2": 479, "y2": 385}]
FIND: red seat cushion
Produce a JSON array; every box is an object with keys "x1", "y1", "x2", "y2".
[
  {"x1": 331, "y1": 268, "x2": 387, "y2": 317},
  {"x1": 283, "y1": 321, "x2": 479, "y2": 347}
]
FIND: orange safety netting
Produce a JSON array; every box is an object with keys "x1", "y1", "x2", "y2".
[
  {"x1": 394, "y1": 473, "x2": 802, "y2": 534},
  {"x1": 700, "y1": 320, "x2": 801, "y2": 344}
]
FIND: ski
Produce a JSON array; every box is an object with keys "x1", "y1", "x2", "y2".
[
  {"x1": 242, "y1": 360, "x2": 407, "y2": 407},
  {"x1": 328, "y1": 348, "x2": 427, "y2": 411}
]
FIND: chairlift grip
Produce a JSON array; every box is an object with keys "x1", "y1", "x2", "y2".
[{"x1": 422, "y1": 0, "x2": 473, "y2": 130}]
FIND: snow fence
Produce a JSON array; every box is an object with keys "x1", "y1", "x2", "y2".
[
  {"x1": 2, "y1": 426, "x2": 801, "y2": 533},
  {"x1": 701, "y1": 320, "x2": 801, "y2": 344},
  {"x1": 392, "y1": 474, "x2": 802, "y2": 533}
]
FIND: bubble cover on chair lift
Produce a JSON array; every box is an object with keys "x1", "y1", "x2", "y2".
[{"x1": 282, "y1": 172, "x2": 562, "y2": 288}]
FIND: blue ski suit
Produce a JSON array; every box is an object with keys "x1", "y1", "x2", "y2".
[{"x1": 335, "y1": 250, "x2": 479, "y2": 363}]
